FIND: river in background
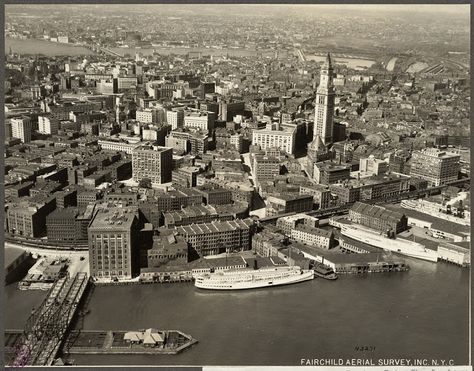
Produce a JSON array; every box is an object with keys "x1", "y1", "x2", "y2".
[
  {"x1": 5, "y1": 38, "x2": 95, "y2": 56},
  {"x1": 5, "y1": 38, "x2": 376, "y2": 70},
  {"x1": 111, "y1": 46, "x2": 282, "y2": 58},
  {"x1": 5, "y1": 259, "x2": 469, "y2": 366},
  {"x1": 305, "y1": 55, "x2": 376, "y2": 70}
]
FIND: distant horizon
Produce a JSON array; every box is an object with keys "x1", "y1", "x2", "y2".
[{"x1": 5, "y1": 3, "x2": 470, "y2": 15}]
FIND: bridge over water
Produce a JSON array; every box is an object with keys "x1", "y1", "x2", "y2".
[
  {"x1": 99, "y1": 47, "x2": 124, "y2": 58},
  {"x1": 9, "y1": 272, "x2": 89, "y2": 367}
]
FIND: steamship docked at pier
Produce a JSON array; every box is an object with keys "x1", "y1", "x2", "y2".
[{"x1": 194, "y1": 266, "x2": 314, "y2": 290}]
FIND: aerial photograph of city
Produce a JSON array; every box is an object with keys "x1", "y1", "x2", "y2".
[{"x1": 2, "y1": 3, "x2": 471, "y2": 369}]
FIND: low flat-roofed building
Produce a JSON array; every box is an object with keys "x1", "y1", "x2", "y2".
[
  {"x1": 163, "y1": 204, "x2": 218, "y2": 228},
  {"x1": 123, "y1": 329, "x2": 165, "y2": 346},
  {"x1": 294, "y1": 244, "x2": 409, "y2": 274},
  {"x1": 400, "y1": 207, "x2": 470, "y2": 242},
  {"x1": 339, "y1": 235, "x2": 381, "y2": 254},
  {"x1": 139, "y1": 253, "x2": 265, "y2": 283},
  {"x1": 98, "y1": 139, "x2": 141, "y2": 154},
  {"x1": 5, "y1": 181, "x2": 35, "y2": 199},
  {"x1": 204, "y1": 256, "x2": 248, "y2": 271},
  {"x1": 401, "y1": 196, "x2": 470, "y2": 227},
  {"x1": 213, "y1": 201, "x2": 249, "y2": 220},
  {"x1": 437, "y1": 241, "x2": 470, "y2": 267},
  {"x1": 5, "y1": 247, "x2": 32, "y2": 284},
  {"x1": 104, "y1": 189, "x2": 139, "y2": 206},
  {"x1": 147, "y1": 230, "x2": 188, "y2": 268},
  {"x1": 199, "y1": 177, "x2": 254, "y2": 208},
  {"x1": 29, "y1": 180, "x2": 63, "y2": 198},
  {"x1": 195, "y1": 186, "x2": 232, "y2": 205},
  {"x1": 243, "y1": 255, "x2": 287, "y2": 268}
]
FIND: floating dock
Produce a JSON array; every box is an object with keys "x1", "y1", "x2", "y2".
[{"x1": 63, "y1": 329, "x2": 198, "y2": 355}]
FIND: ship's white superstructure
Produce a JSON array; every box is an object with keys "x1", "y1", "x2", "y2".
[
  {"x1": 341, "y1": 223, "x2": 439, "y2": 262},
  {"x1": 194, "y1": 266, "x2": 314, "y2": 290}
]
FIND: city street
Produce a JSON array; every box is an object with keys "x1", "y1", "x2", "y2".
[{"x1": 5, "y1": 241, "x2": 89, "y2": 277}]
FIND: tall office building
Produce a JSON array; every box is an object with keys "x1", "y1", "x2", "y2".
[
  {"x1": 132, "y1": 145, "x2": 173, "y2": 184},
  {"x1": 166, "y1": 109, "x2": 185, "y2": 130},
  {"x1": 136, "y1": 109, "x2": 158, "y2": 124},
  {"x1": 38, "y1": 115, "x2": 59, "y2": 135},
  {"x1": 251, "y1": 122, "x2": 297, "y2": 155},
  {"x1": 410, "y1": 148, "x2": 460, "y2": 186},
  {"x1": 11, "y1": 117, "x2": 32, "y2": 143},
  {"x1": 184, "y1": 111, "x2": 215, "y2": 133},
  {"x1": 313, "y1": 53, "x2": 335, "y2": 146},
  {"x1": 88, "y1": 207, "x2": 140, "y2": 279}
]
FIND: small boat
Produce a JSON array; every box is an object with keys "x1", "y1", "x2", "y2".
[{"x1": 313, "y1": 263, "x2": 338, "y2": 280}]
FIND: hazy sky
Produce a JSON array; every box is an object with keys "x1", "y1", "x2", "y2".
[
  {"x1": 6, "y1": 4, "x2": 470, "y2": 12},
  {"x1": 5, "y1": 3, "x2": 470, "y2": 23}
]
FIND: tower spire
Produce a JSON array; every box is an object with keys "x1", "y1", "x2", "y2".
[
  {"x1": 313, "y1": 51, "x2": 335, "y2": 146},
  {"x1": 323, "y1": 53, "x2": 332, "y2": 69}
]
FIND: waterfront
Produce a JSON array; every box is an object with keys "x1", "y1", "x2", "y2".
[
  {"x1": 5, "y1": 259, "x2": 469, "y2": 366},
  {"x1": 5, "y1": 38, "x2": 95, "y2": 56},
  {"x1": 5, "y1": 38, "x2": 277, "y2": 58},
  {"x1": 5, "y1": 38, "x2": 376, "y2": 69},
  {"x1": 110, "y1": 46, "x2": 284, "y2": 58},
  {"x1": 305, "y1": 55, "x2": 376, "y2": 70}
]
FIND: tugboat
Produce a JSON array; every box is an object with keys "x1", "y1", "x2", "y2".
[{"x1": 313, "y1": 262, "x2": 338, "y2": 280}]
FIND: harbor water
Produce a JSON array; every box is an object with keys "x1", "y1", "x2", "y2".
[{"x1": 5, "y1": 259, "x2": 469, "y2": 366}]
